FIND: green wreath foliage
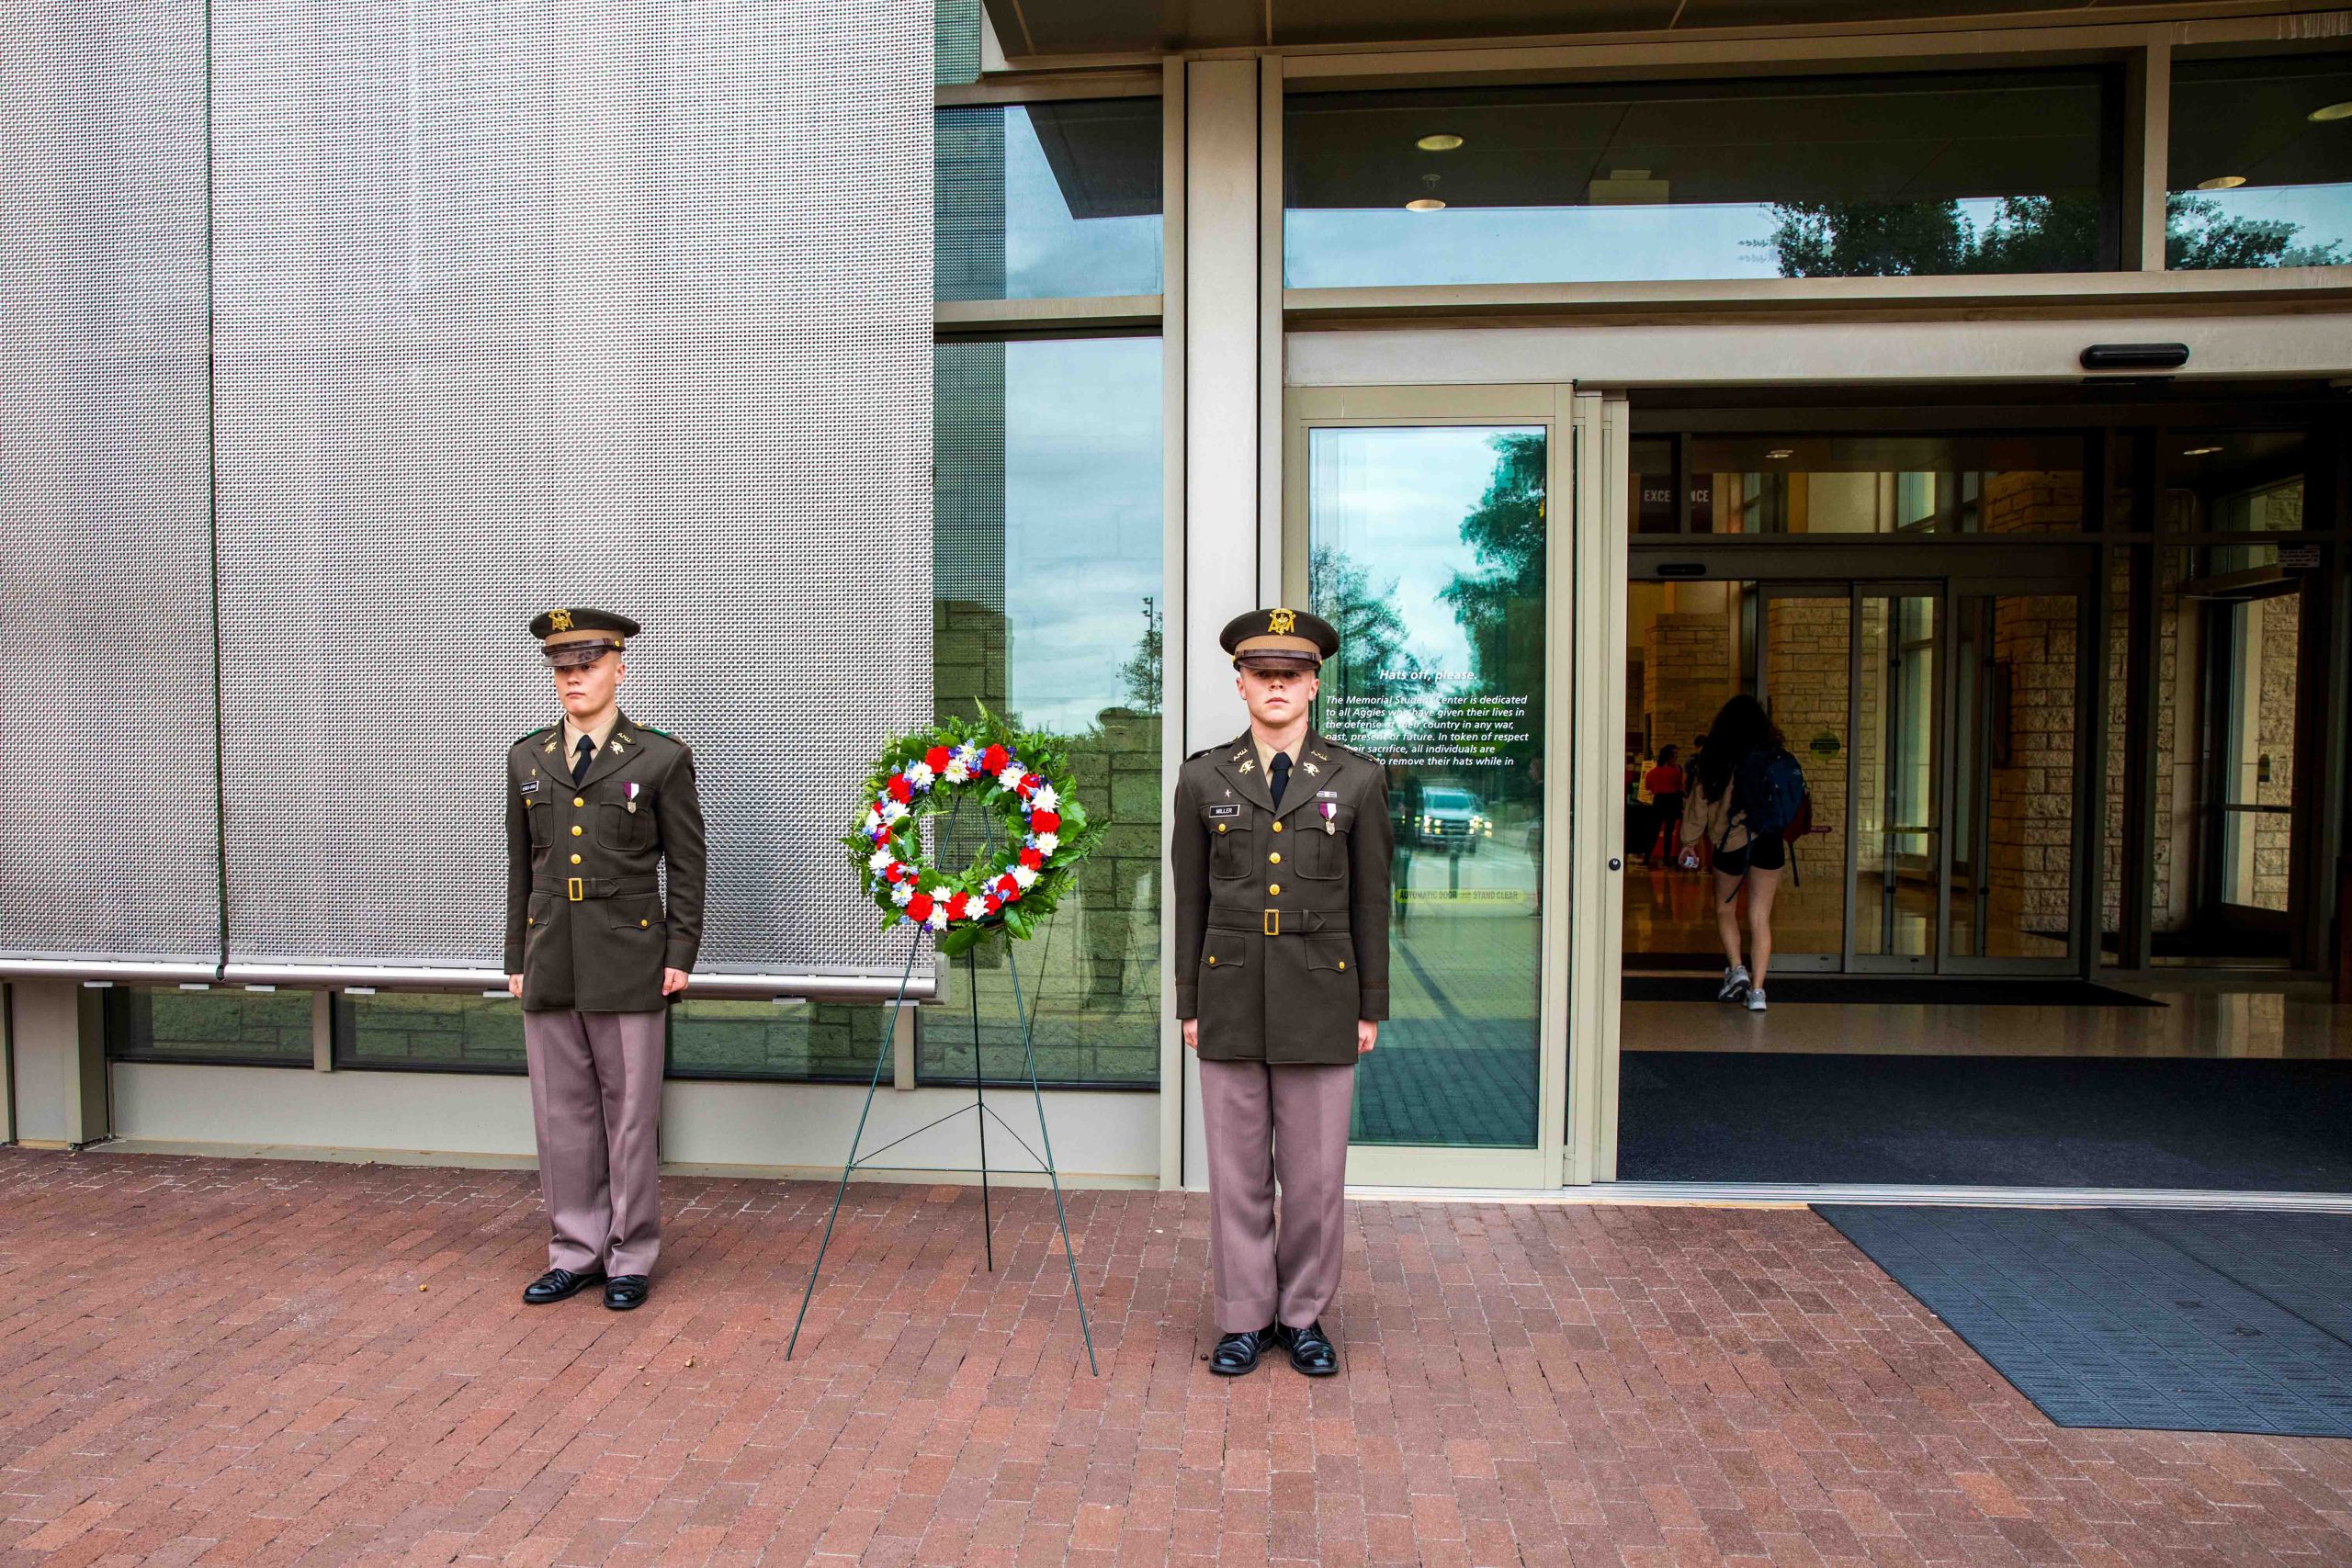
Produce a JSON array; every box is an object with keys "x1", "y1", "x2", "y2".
[{"x1": 842, "y1": 705, "x2": 1102, "y2": 958}]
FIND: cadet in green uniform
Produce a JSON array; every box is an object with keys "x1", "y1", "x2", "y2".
[
  {"x1": 505, "y1": 608, "x2": 707, "y2": 1311},
  {"x1": 1172, "y1": 606, "x2": 1391, "y2": 1376}
]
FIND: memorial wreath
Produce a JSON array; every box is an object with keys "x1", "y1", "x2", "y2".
[{"x1": 844, "y1": 707, "x2": 1099, "y2": 958}]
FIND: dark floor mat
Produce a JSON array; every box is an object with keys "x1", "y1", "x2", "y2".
[
  {"x1": 1622, "y1": 976, "x2": 2162, "y2": 1007},
  {"x1": 1816, "y1": 1205, "x2": 2352, "y2": 1437},
  {"x1": 1619, "y1": 1053, "x2": 2352, "y2": 1190}
]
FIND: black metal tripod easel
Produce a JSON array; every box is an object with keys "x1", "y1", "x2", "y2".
[{"x1": 786, "y1": 805, "x2": 1098, "y2": 1375}]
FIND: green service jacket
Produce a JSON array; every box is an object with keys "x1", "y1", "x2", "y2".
[
  {"x1": 1171, "y1": 728, "x2": 1392, "y2": 1066},
  {"x1": 504, "y1": 713, "x2": 707, "y2": 1013}
]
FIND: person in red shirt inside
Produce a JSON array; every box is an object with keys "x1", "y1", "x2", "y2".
[{"x1": 1644, "y1": 745, "x2": 1684, "y2": 867}]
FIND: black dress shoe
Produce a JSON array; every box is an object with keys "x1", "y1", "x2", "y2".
[
  {"x1": 604, "y1": 1274, "x2": 650, "y2": 1311},
  {"x1": 1279, "y1": 1320, "x2": 1340, "y2": 1376},
  {"x1": 523, "y1": 1267, "x2": 605, "y2": 1305},
  {"x1": 1209, "y1": 1325, "x2": 1277, "y2": 1376}
]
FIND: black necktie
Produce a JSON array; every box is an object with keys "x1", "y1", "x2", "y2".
[
  {"x1": 571, "y1": 734, "x2": 594, "y2": 784},
  {"x1": 1269, "y1": 751, "x2": 1292, "y2": 809}
]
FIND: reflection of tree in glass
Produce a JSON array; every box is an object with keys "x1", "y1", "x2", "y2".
[
  {"x1": 1118, "y1": 596, "x2": 1161, "y2": 715},
  {"x1": 1438, "y1": 433, "x2": 1546, "y2": 806},
  {"x1": 1756, "y1": 192, "x2": 2343, "y2": 276},
  {"x1": 1311, "y1": 544, "x2": 1425, "y2": 749}
]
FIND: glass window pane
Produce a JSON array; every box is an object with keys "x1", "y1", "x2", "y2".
[
  {"x1": 1310, "y1": 424, "x2": 1546, "y2": 1149},
  {"x1": 107, "y1": 987, "x2": 311, "y2": 1065},
  {"x1": 936, "y1": 0, "x2": 981, "y2": 87},
  {"x1": 2168, "y1": 54, "x2": 2352, "y2": 270},
  {"x1": 2168, "y1": 431, "x2": 2309, "y2": 531},
  {"x1": 1689, "y1": 434, "x2": 2086, "y2": 534},
  {"x1": 668, "y1": 1000, "x2": 888, "y2": 1081},
  {"x1": 936, "y1": 100, "x2": 1163, "y2": 300},
  {"x1": 1285, "y1": 71, "x2": 2116, "y2": 288},
  {"x1": 925, "y1": 336, "x2": 1163, "y2": 1087},
  {"x1": 341, "y1": 993, "x2": 525, "y2": 1072}
]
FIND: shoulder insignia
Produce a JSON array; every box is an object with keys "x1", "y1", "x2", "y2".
[
  {"x1": 1185, "y1": 746, "x2": 1215, "y2": 761},
  {"x1": 512, "y1": 726, "x2": 553, "y2": 749}
]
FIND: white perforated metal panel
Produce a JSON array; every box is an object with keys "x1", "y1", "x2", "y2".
[
  {"x1": 209, "y1": 3, "x2": 933, "y2": 975},
  {"x1": 0, "y1": 6, "x2": 219, "y2": 968}
]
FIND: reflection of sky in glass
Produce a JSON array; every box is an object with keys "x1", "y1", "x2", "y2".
[
  {"x1": 1002, "y1": 108, "x2": 1162, "y2": 299},
  {"x1": 1002, "y1": 337, "x2": 1162, "y2": 734},
  {"x1": 1309, "y1": 425, "x2": 1539, "y2": 695},
  {"x1": 2168, "y1": 184, "x2": 2352, "y2": 262},
  {"x1": 1288, "y1": 197, "x2": 2024, "y2": 287}
]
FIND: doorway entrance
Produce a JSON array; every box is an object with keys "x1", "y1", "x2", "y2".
[{"x1": 1626, "y1": 556, "x2": 2096, "y2": 976}]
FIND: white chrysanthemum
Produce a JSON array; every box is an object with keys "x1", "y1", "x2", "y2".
[
  {"x1": 904, "y1": 761, "x2": 935, "y2": 789},
  {"x1": 1033, "y1": 832, "x2": 1058, "y2": 855},
  {"x1": 1027, "y1": 784, "x2": 1058, "y2": 812},
  {"x1": 942, "y1": 759, "x2": 970, "y2": 784},
  {"x1": 924, "y1": 905, "x2": 949, "y2": 931},
  {"x1": 866, "y1": 849, "x2": 894, "y2": 874},
  {"x1": 1010, "y1": 864, "x2": 1038, "y2": 890},
  {"x1": 995, "y1": 764, "x2": 1027, "y2": 793},
  {"x1": 880, "y1": 798, "x2": 909, "y2": 822},
  {"x1": 889, "y1": 882, "x2": 915, "y2": 907}
]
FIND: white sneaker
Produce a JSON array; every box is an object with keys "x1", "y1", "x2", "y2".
[
  {"x1": 1745, "y1": 987, "x2": 1768, "y2": 1012},
  {"x1": 1715, "y1": 965, "x2": 1750, "y2": 1002}
]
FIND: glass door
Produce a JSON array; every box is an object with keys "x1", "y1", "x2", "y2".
[
  {"x1": 1850, "y1": 588, "x2": 1942, "y2": 970},
  {"x1": 1283, "y1": 386, "x2": 1573, "y2": 1189},
  {"x1": 1754, "y1": 586, "x2": 1850, "y2": 971}
]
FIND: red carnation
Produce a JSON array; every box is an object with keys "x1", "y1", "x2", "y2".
[
  {"x1": 995, "y1": 874, "x2": 1020, "y2": 898},
  {"x1": 1020, "y1": 773, "x2": 1042, "y2": 795},
  {"x1": 907, "y1": 892, "x2": 933, "y2": 921},
  {"x1": 924, "y1": 745, "x2": 951, "y2": 772},
  {"x1": 983, "y1": 895, "x2": 1002, "y2": 915},
  {"x1": 981, "y1": 743, "x2": 1010, "y2": 774},
  {"x1": 880, "y1": 863, "x2": 903, "y2": 884},
  {"x1": 887, "y1": 774, "x2": 911, "y2": 803},
  {"x1": 1019, "y1": 848, "x2": 1044, "y2": 870},
  {"x1": 1028, "y1": 810, "x2": 1060, "y2": 834},
  {"x1": 946, "y1": 892, "x2": 971, "y2": 920}
]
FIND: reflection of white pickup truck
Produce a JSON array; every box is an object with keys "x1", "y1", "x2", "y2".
[{"x1": 1414, "y1": 786, "x2": 1491, "y2": 854}]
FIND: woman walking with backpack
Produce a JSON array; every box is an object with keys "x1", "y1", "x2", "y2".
[{"x1": 1679, "y1": 694, "x2": 1795, "y2": 1013}]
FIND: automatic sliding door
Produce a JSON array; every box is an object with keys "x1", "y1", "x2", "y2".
[
  {"x1": 1851, "y1": 590, "x2": 1940, "y2": 969},
  {"x1": 1755, "y1": 588, "x2": 1848, "y2": 970}
]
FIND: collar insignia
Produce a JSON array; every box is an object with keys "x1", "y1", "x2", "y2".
[{"x1": 1238, "y1": 761, "x2": 1254, "y2": 775}]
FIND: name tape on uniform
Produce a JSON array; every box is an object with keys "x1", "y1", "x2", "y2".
[
  {"x1": 520, "y1": 779, "x2": 540, "y2": 795},
  {"x1": 1207, "y1": 804, "x2": 1243, "y2": 818}
]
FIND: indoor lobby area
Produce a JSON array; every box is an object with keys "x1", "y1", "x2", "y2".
[{"x1": 1616, "y1": 387, "x2": 2352, "y2": 1193}]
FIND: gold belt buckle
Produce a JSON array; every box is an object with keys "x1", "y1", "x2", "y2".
[
  {"x1": 1263, "y1": 908, "x2": 1279, "y2": 937},
  {"x1": 568, "y1": 877, "x2": 584, "y2": 902}
]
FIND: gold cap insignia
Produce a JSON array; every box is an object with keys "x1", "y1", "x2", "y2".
[
  {"x1": 548, "y1": 608, "x2": 574, "y2": 632},
  {"x1": 1268, "y1": 608, "x2": 1296, "y2": 635}
]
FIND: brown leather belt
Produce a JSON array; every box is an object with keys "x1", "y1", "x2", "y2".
[
  {"x1": 536, "y1": 874, "x2": 660, "y2": 902},
  {"x1": 1206, "y1": 908, "x2": 1348, "y2": 937}
]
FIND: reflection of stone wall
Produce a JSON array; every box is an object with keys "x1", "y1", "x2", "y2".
[
  {"x1": 2250, "y1": 592, "x2": 2299, "y2": 912},
  {"x1": 1644, "y1": 613, "x2": 1729, "y2": 761},
  {"x1": 1984, "y1": 470, "x2": 2081, "y2": 533},
  {"x1": 1987, "y1": 597, "x2": 2078, "y2": 949},
  {"x1": 1758, "y1": 594, "x2": 1844, "y2": 926}
]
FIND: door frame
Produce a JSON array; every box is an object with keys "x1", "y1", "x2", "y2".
[{"x1": 1282, "y1": 383, "x2": 1613, "y2": 1190}]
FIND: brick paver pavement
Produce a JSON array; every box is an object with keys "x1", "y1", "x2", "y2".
[{"x1": 4, "y1": 1147, "x2": 2348, "y2": 1566}]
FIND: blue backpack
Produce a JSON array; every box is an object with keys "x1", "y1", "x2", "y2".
[{"x1": 1733, "y1": 747, "x2": 1808, "y2": 840}]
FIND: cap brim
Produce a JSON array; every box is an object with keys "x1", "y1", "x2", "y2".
[
  {"x1": 545, "y1": 642, "x2": 620, "y2": 669},
  {"x1": 1236, "y1": 652, "x2": 1321, "y2": 671}
]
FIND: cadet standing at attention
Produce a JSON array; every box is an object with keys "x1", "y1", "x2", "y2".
[
  {"x1": 506, "y1": 608, "x2": 707, "y2": 1311},
  {"x1": 1172, "y1": 607, "x2": 1392, "y2": 1377}
]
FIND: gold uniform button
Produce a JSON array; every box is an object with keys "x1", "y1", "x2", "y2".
[
  {"x1": 1268, "y1": 883, "x2": 1281, "y2": 895},
  {"x1": 1339, "y1": 960, "x2": 1346, "y2": 970},
  {"x1": 570, "y1": 852, "x2": 582, "y2": 865},
  {"x1": 639, "y1": 919, "x2": 650, "y2": 928},
  {"x1": 571, "y1": 825, "x2": 583, "y2": 836},
  {"x1": 1206, "y1": 955, "x2": 1217, "y2": 966},
  {"x1": 1271, "y1": 821, "x2": 1283, "y2": 833},
  {"x1": 1268, "y1": 852, "x2": 1281, "y2": 864},
  {"x1": 573, "y1": 796, "x2": 584, "y2": 807},
  {"x1": 1216, "y1": 823, "x2": 1227, "y2": 834}
]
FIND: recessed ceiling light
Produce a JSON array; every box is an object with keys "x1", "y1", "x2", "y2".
[
  {"x1": 2182, "y1": 445, "x2": 2223, "y2": 457},
  {"x1": 1417, "y1": 133, "x2": 1464, "y2": 152},
  {"x1": 2197, "y1": 175, "x2": 2248, "y2": 190},
  {"x1": 1405, "y1": 197, "x2": 1446, "y2": 212},
  {"x1": 2309, "y1": 100, "x2": 2352, "y2": 122},
  {"x1": 1765, "y1": 448, "x2": 1794, "y2": 460}
]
